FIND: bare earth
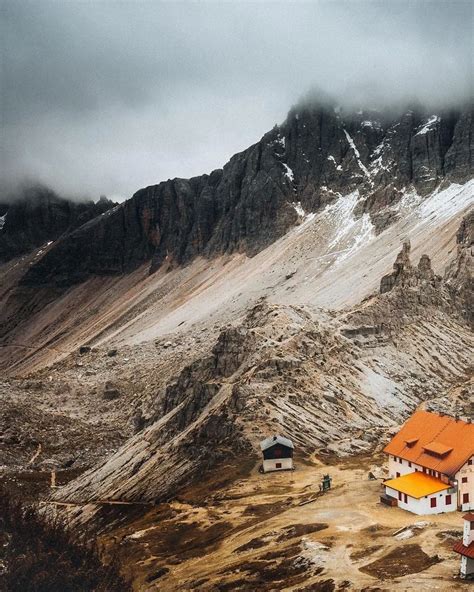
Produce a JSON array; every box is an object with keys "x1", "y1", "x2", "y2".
[{"x1": 91, "y1": 453, "x2": 470, "y2": 591}]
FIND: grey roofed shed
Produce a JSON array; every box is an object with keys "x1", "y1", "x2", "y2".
[{"x1": 260, "y1": 435, "x2": 294, "y2": 451}]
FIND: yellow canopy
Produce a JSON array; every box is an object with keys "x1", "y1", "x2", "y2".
[{"x1": 385, "y1": 471, "x2": 450, "y2": 499}]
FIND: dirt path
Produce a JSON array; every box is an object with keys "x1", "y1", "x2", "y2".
[
  {"x1": 28, "y1": 443, "x2": 42, "y2": 465},
  {"x1": 41, "y1": 500, "x2": 154, "y2": 507}
]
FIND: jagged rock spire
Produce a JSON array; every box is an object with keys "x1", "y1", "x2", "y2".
[{"x1": 380, "y1": 241, "x2": 439, "y2": 294}]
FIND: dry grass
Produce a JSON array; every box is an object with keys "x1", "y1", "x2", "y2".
[
  {"x1": 0, "y1": 487, "x2": 129, "y2": 592},
  {"x1": 359, "y1": 543, "x2": 441, "y2": 579}
]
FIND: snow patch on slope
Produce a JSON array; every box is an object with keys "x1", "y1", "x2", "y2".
[
  {"x1": 275, "y1": 135, "x2": 285, "y2": 149},
  {"x1": 415, "y1": 115, "x2": 440, "y2": 136},
  {"x1": 414, "y1": 181, "x2": 473, "y2": 227},
  {"x1": 327, "y1": 155, "x2": 343, "y2": 172},
  {"x1": 361, "y1": 120, "x2": 381, "y2": 130},
  {"x1": 283, "y1": 163, "x2": 294, "y2": 182},
  {"x1": 343, "y1": 129, "x2": 372, "y2": 182},
  {"x1": 293, "y1": 202, "x2": 306, "y2": 218},
  {"x1": 323, "y1": 191, "x2": 375, "y2": 262},
  {"x1": 292, "y1": 202, "x2": 316, "y2": 233}
]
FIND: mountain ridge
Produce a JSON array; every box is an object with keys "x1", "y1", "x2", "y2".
[
  {"x1": 15, "y1": 102, "x2": 473, "y2": 288},
  {"x1": 0, "y1": 184, "x2": 116, "y2": 262}
]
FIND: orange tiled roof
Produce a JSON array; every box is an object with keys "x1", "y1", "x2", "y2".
[
  {"x1": 423, "y1": 442, "x2": 453, "y2": 456},
  {"x1": 383, "y1": 410, "x2": 474, "y2": 476},
  {"x1": 384, "y1": 471, "x2": 450, "y2": 498},
  {"x1": 453, "y1": 541, "x2": 474, "y2": 559}
]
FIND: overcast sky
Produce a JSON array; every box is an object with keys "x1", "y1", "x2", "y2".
[{"x1": 1, "y1": 1, "x2": 472, "y2": 201}]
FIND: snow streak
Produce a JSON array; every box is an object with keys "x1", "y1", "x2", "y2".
[{"x1": 343, "y1": 129, "x2": 372, "y2": 183}]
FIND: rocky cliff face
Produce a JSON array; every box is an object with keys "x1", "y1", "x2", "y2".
[
  {"x1": 0, "y1": 185, "x2": 115, "y2": 262},
  {"x1": 18, "y1": 102, "x2": 473, "y2": 287},
  {"x1": 444, "y1": 209, "x2": 474, "y2": 326}
]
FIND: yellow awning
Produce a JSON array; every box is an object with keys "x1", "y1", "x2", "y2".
[{"x1": 384, "y1": 471, "x2": 450, "y2": 499}]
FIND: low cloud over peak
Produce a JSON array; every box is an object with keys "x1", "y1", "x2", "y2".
[{"x1": 2, "y1": 1, "x2": 472, "y2": 200}]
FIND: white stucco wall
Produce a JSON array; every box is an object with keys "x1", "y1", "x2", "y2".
[
  {"x1": 463, "y1": 516, "x2": 474, "y2": 546},
  {"x1": 387, "y1": 455, "x2": 447, "y2": 481},
  {"x1": 456, "y1": 456, "x2": 474, "y2": 511},
  {"x1": 385, "y1": 486, "x2": 456, "y2": 515},
  {"x1": 461, "y1": 555, "x2": 474, "y2": 577},
  {"x1": 388, "y1": 455, "x2": 419, "y2": 478},
  {"x1": 263, "y1": 458, "x2": 293, "y2": 473}
]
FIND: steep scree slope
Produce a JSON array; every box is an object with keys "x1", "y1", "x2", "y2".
[{"x1": 54, "y1": 229, "x2": 473, "y2": 503}]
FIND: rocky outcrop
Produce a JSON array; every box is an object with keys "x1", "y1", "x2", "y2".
[
  {"x1": 17, "y1": 102, "x2": 473, "y2": 288},
  {"x1": 0, "y1": 185, "x2": 115, "y2": 262},
  {"x1": 347, "y1": 214, "x2": 473, "y2": 340},
  {"x1": 53, "y1": 295, "x2": 473, "y2": 505},
  {"x1": 380, "y1": 241, "x2": 441, "y2": 295},
  {"x1": 53, "y1": 317, "x2": 260, "y2": 503},
  {"x1": 444, "y1": 209, "x2": 474, "y2": 326},
  {"x1": 380, "y1": 241, "x2": 414, "y2": 293},
  {"x1": 157, "y1": 325, "x2": 256, "y2": 427},
  {"x1": 378, "y1": 210, "x2": 473, "y2": 327}
]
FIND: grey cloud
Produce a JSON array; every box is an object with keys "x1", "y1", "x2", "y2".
[{"x1": 1, "y1": 0, "x2": 472, "y2": 200}]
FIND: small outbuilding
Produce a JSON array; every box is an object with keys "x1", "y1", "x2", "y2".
[
  {"x1": 260, "y1": 435, "x2": 294, "y2": 473},
  {"x1": 453, "y1": 513, "x2": 474, "y2": 579}
]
